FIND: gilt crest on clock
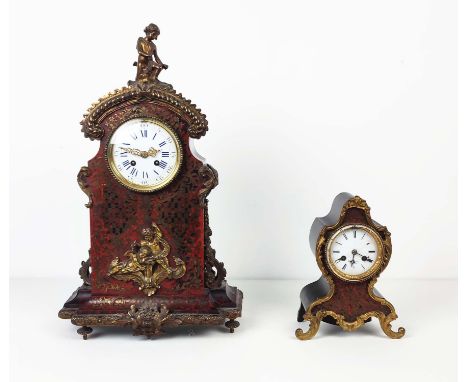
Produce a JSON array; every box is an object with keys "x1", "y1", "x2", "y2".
[{"x1": 59, "y1": 23, "x2": 243, "y2": 338}]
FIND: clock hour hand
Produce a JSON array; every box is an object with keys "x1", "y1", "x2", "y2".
[
  {"x1": 119, "y1": 147, "x2": 159, "y2": 158},
  {"x1": 146, "y1": 147, "x2": 159, "y2": 157},
  {"x1": 119, "y1": 147, "x2": 143, "y2": 157}
]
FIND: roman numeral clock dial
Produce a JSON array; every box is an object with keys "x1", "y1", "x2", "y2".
[{"x1": 106, "y1": 118, "x2": 182, "y2": 192}]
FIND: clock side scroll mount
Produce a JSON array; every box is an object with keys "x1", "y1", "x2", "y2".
[
  {"x1": 58, "y1": 23, "x2": 243, "y2": 339},
  {"x1": 295, "y1": 193, "x2": 405, "y2": 340}
]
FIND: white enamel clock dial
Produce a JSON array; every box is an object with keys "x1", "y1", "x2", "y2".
[
  {"x1": 326, "y1": 225, "x2": 383, "y2": 281},
  {"x1": 107, "y1": 118, "x2": 182, "y2": 192}
]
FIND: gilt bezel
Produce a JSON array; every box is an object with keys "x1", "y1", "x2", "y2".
[
  {"x1": 105, "y1": 117, "x2": 183, "y2": 193},
  {"x1": 326, "y1": 224, "x2": 384, "y2": 282}
]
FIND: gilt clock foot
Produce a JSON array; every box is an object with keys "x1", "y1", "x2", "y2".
[
  {"x1": 295, "y1": 313, "x2": 321, "y2": 340},
  {"x1": 225, "y1": 319, "x2": 240, "y2": 333},
  {"x1": 377, "y1": 312, "x2": 405, "y2": 339},
  {"x1": 77, "y1": 326, "x2": 93, "y2": 340}
]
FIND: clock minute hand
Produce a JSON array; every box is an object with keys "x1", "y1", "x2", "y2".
[
  {"x1": 136, "y1": 147, "x2": 159, "y2": 158},
  {"x1": 354, "y1": 250, "x2": 373, "y2": 263}
]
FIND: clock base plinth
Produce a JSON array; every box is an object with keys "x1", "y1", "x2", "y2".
[
  {"x1": 295, "y1": 276, "x2": 405, "y2": 340},
  {"x1": 58, "y1": 283, "x2": 243, "y2": 339}
]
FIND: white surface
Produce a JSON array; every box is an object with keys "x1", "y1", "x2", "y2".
[
  {"x1": 458, "y1": 1, "x2": 468, "y2": 380},
  {"x1": 10, "y1": 278, "x2": 456, "y2": 382},
  {"x1": 9, "y1": 0, "x2": 457, "y2": 280}
]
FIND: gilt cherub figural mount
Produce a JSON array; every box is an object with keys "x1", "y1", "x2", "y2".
[{"x1": 108, "y1": 223, "x2": 186, "y2": 297}]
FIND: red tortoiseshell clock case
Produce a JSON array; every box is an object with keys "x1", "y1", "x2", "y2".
[{"x1": 58, "y1": 28, "x2": 242, "y2": 338}]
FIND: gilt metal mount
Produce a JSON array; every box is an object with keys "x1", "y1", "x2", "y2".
[{"x1": 108, "y1": 223, "x2": 186, "y2": 296}]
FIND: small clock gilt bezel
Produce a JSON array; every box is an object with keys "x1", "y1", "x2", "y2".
[
  {"x1": 326, "y1": 224, "x2": 384, "y2": 282},
  {"x1": 105, "y1": 117, "x2": 183, "y2": 193}
]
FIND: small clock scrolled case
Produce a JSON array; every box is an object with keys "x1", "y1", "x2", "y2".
[{"x1": 296, "y1": 193, "x2": 405, "y2": 340}]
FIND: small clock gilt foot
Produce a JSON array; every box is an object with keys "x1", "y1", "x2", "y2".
[
  {"x1": 295, "y1": 313, "x2": 321, "y2": 340},
  {"x1": 377, "y1": 312, "x2": 405, "y2": 339},
  {"x1": 77, "y1": 326, "x2": 93, "y2": 340},
  {"x1": 225, "y1": 319, "x2": 240, "y2": 333}
]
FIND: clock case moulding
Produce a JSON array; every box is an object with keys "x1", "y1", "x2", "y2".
[
  {"x1": 58, "y1": 25, "x2": 242, "y2": 339},
  {"x1": 295, "y1": 192, "x2": 405, "y2": 340}
]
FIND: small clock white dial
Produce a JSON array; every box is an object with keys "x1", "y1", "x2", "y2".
[
  {"x1": 107, "y1": 118, "x2": 182, "y2": 192},
  {"x1": 326, "y1": 225, "x2": 383, "y2": 281}
]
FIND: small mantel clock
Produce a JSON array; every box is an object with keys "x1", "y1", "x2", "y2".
[
  {"x1": 295, "y1": 193, "x2": 405, "y2": 340},
  {"x1": 58, "y1": 23, "x2": 243, "y2": 339}
]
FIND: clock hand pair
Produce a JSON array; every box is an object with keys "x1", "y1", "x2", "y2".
[{"x1": 349, "y1": 249, "x2": 358, "y2": 267}]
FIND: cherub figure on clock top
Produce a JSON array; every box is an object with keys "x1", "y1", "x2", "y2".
[
  {"x1": 58, "y1": 23, "x2": 243, "y2": 339},
  {"x1": 133, "y1": 23, "x2": 168, "y2": 83}
]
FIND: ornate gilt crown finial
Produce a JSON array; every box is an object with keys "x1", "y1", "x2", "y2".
[
  {"x1": 132, "y1": 23, "x2": 168, "y2": 84},
  {"x1": 342, "y1": 195, "x2": 370, "y2": 215}
]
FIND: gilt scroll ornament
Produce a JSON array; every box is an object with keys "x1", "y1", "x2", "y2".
[
  {"x1": 77, "y1": 166, "x2": 93, "y2": 208},
  {"x1": 199, "y1": 164, "x2": 227, "y2": 288},
  {"x1": 128, "y1": 302, "x2": 181, "y2": 338},
  {"x1": 79, "y1": 257, "x2": 91, "y2": 286},
  {"x1": 108, "y1": 223, "x2": 186, "y2": 296}
]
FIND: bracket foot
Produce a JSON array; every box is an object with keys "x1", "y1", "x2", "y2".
[
  {"x1": 77, "y1": 326, "x2": 93, "y2": 340},
  {"x1": 225, "y1": 319, "x2": 240, "y2": 333}
]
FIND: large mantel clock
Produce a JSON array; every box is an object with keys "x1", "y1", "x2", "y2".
[
  {"x1": 58, "y1": 23, "x2": 243, "y2": 339},
  {"x1": 295, "y1": 193, "x2": 405, "y2": 340}
]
